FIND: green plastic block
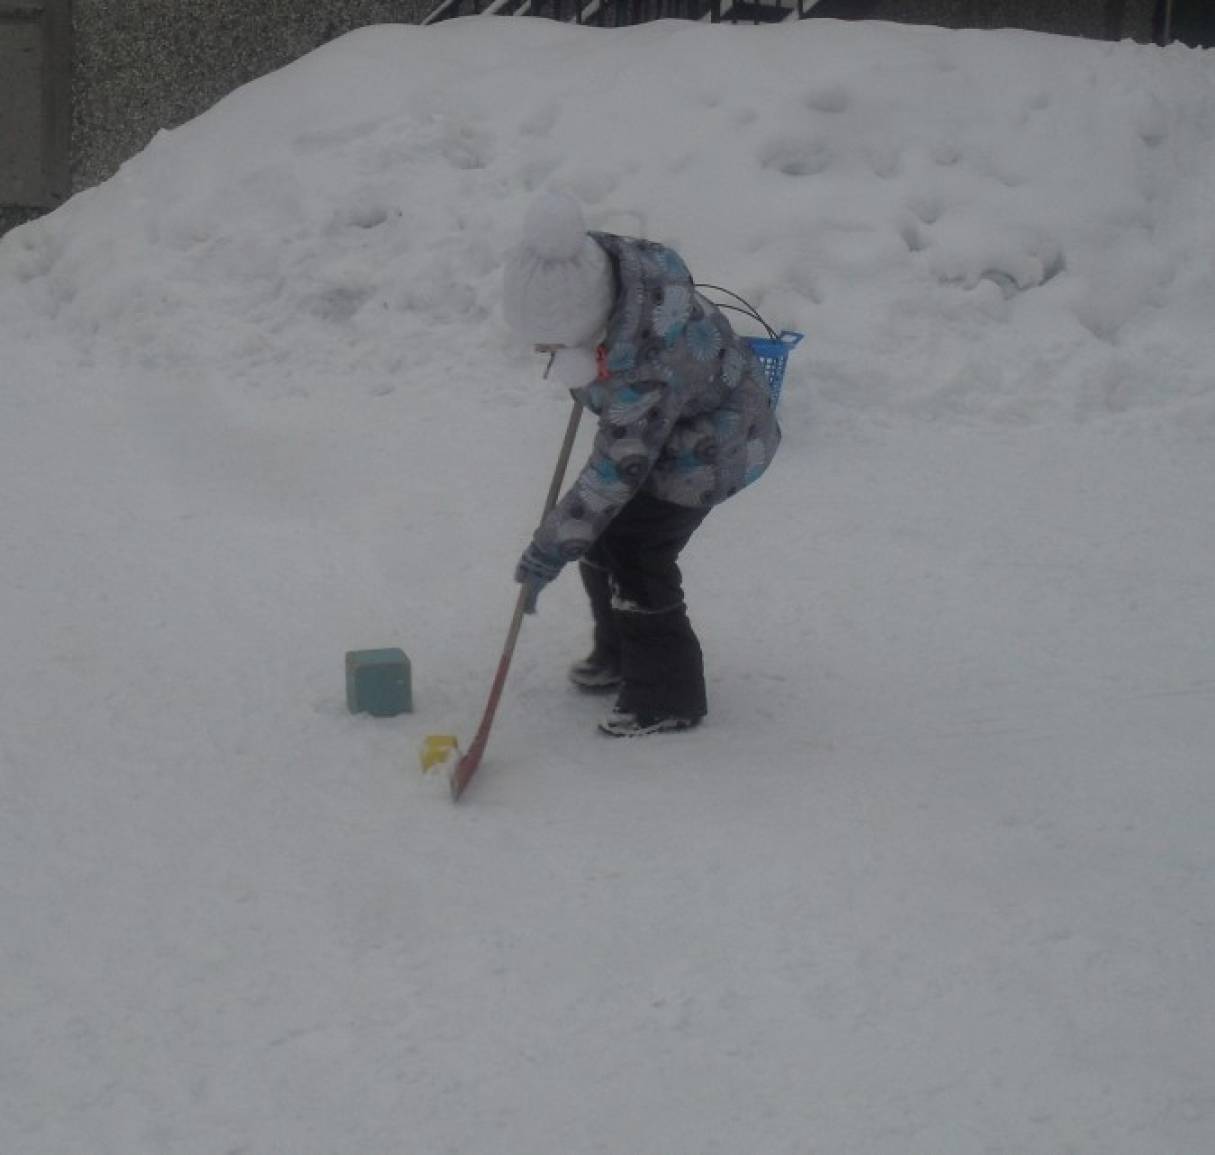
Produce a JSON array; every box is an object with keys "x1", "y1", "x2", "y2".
[{"x1": 346, "y1": 648, "x2": 412, "y2": 717}]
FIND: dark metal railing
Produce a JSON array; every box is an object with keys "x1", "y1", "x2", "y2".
[{"x1": 423, "y1": 0, "x2": 804, "y2": 27}]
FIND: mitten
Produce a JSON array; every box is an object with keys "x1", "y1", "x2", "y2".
[{"x1": 514, "y1": 542, "x2": 564, "y2": 614}]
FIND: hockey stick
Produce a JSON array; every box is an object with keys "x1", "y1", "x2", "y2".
[{"x1": 449, "y1": 394, "x2": 584, "y2": 801}]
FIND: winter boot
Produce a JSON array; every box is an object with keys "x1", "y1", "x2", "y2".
[
  {"x1": 568, "y1": 648, "x2": 622, "y2": 692},
  {"x1": 597, "y1": 705, "x2": 702, "y2": 737}
]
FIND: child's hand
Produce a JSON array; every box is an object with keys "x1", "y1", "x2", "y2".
[{"x1": 514, "y1": 543, "x2": 564, "y2": 614}]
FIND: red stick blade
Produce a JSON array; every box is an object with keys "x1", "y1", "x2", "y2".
[{"x1": 449, "y1": 744, "x2": 484, "y2": 802}]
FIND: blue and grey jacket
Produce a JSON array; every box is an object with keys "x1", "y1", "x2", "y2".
[{"x1": 533, "y1": 232, "x2": 781, "y2": 563}]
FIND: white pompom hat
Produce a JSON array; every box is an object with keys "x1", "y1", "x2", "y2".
[{"x1": 503, "y1": 190, "x2": 615, "y2": 347}]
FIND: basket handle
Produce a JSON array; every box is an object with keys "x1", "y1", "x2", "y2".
[{"x1": 694, "y1": 283, "x2": 779, "y2": 340}]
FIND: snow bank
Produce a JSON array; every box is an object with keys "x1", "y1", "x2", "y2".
[{"x1": 4, "y1": 20, "x2": 1215, "y2": 428}]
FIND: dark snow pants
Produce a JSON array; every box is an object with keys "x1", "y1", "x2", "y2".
[{"x1": 579, "y1": 491, "x2": 710, "y2": 720}]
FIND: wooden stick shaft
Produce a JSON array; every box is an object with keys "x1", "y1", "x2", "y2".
[{"x1": 450, "y1": 400, "x2": 584, "y2": 800}]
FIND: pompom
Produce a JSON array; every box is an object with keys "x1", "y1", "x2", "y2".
[{"x1": 522, "y1": 190, "x2": 590, "y2": 261}]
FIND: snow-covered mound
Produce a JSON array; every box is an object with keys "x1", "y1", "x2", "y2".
[
  {"x1": 5, "y1": 19, "x2": 1215, "y2": 426},
  {"x1": 2, "y1": 19, "x2": 1214, "y2": 1155}
]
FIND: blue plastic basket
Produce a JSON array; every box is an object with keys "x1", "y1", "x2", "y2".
[
  {"x1": 744, "y1": 330, "x2": 804, "y2": 407},
  {"x1": 695, "y1": 283, "x2": 804, "y2": 408}
]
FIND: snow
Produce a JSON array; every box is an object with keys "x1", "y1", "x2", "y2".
[{"x1": 3, "y1": 15, "x2": 1215, "y2": 1153}]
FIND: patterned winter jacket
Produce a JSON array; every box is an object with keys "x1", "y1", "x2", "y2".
[{"x1": 532, "y1": 232, "x2": 781, "y2": 563}]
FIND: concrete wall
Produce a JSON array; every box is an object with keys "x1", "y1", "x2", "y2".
[
  {"x1": 71, "y1": 0, "x2": 430, "y2": 193},
  {"x1": 1, "y1": 0, "x2": 428, "y2": 235}
]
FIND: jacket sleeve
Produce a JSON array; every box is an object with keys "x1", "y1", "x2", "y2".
[{"x1": 532, "y1": 371, "x2": 688, "y2": 562}]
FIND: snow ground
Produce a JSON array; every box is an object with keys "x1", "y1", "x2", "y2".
[{"x1": 2, "y1": 16, "x2": 1214, "y2": 1154}]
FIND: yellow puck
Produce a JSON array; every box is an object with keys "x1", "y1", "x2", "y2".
[{"x1": 419, "y1": 734, "x2": 460, "y2": 774}]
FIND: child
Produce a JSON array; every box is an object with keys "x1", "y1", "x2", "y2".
[{"x1": 503, "y1": 190, "x2": 781, "y2": 737}]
